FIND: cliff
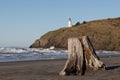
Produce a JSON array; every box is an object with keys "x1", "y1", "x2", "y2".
[{"x1": 30, "y1": 17, "x2": 120, "y2": 51}]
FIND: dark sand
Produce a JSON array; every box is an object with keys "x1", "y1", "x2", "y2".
[{"x1": 0, "y1": 55, "x2": 120, "y2": 80}]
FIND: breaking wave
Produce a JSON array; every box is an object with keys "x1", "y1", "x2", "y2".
[{"x1": 0, "y1": 47, "x2": 120, "y2": 62}]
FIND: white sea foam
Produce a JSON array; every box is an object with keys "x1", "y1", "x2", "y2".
[
  {"x1": 0, "y1": 47, "x2": 120, "y2": 62},
  {"x1": 0, "y1": 47, "x2": 68, "y2": 62}
]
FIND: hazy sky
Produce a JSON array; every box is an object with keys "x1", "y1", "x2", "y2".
[{"x1": 0, "y1": 0, "x2": 120, "y2": 47}]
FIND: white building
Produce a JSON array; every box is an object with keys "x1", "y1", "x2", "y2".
[{"x1": 68, "y1": 18, "x2": 72, "y2": 27}]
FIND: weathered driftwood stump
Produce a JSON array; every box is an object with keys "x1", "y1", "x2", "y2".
[{"x1": 59, "y1": 36, "x2": 106, "y2": 76}]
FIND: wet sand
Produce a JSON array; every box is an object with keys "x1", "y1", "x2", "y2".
[{"x1": 0, "y1": 55, "x2": 120, "y2": 80}]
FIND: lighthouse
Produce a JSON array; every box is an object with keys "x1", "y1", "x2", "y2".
[{"x1": 68, "y1": 18, "x2": 72, "y2": 27}]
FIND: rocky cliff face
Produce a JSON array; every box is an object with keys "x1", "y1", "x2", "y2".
[{"x1": 30, "y1": 17, "x2": 120, "y2": 51}]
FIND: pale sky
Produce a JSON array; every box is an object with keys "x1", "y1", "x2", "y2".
[{"x1": 0, "y1": 0, "x2": 120, "y2": 47}]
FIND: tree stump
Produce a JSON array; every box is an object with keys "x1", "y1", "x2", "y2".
[{"x1": 59, "y1": 36, "x2": 106, "y2": 76}]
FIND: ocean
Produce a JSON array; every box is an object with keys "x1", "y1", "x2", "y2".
[{"x1": 0, "y1": 47, "x2": 120, "y2": 62}]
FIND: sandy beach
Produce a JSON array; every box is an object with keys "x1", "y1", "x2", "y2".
[{"x1": 0, "y1": 55, "x2": 120, "y2": 80}]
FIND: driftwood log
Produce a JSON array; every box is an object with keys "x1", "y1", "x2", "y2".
[{"x1": 59, "y1": 36, "x2": 106, "y2": 76}]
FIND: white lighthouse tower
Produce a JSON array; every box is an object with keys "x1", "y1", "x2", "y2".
[{"x1": 68, "y1": 18, "x2": 72, "y2": 27}]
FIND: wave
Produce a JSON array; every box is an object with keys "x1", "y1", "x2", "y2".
[
  {"x1": 0, "y1": 47, "x2": 68, "y2": 62},
  {"x1": 0, "y1": 47, "x2": 120, "y2": 62}
]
